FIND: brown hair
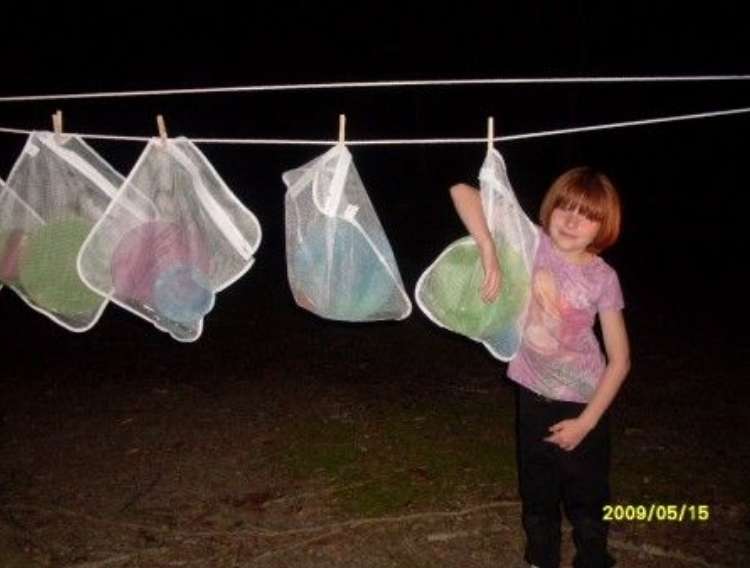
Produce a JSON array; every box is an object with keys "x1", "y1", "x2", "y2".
[{"x1": 539, "y1": 167, "x2": 622, "y2": 253}]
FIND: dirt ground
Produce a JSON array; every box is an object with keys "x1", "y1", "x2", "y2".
[{"x1": 1, "y1": 273, "x2": 748, "y2": 567}]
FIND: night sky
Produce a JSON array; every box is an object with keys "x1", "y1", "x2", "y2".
[{"x1": 1, "y1": 4, "x2": 748, "y2": 356}]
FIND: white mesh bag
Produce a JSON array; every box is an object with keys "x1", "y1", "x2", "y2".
[
  {"x1": 283, "y1": 144, "x2": 411, "y2": 322},
  {"x1": 1, "y1": 132, "x2": 119, "y2": 331},
  {"x1": 415, "y1": 148, "x2": 539, "y2": 361},
  {"x1": 78, "y1": 137, "x2": 262, "y2": 342}
]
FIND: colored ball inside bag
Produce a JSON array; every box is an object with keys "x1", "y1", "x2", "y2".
[
  {"x1": 290, "y1": 220, "x2": 395, "y2": 321},
  {"x1": 0, "y1": 229, "x2": 27, "y2": 284},
  {"x1": 18, "y1": 217, "x2": 104, "y2": 316},
  {"x1": 111, "y1": 221, "x2": 210, "y2": 306},
  {"x1": 153, "y1": 264, "x2": 214, "y2": 324},
  {"x1": 487, "y1": 326, "x2": 521, "y2": 357},
  {"x1": 422, "y1": 237, "x2": 530, "y2": 339}
]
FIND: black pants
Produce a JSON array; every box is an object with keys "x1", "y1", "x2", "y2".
[{"x1": 517, "y1": 384, "x2": 615, "y2": 568}]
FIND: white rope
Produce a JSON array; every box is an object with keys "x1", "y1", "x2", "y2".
[
  {"x1": 1, "y1": 75, "x2": 750, "y2": 103},
  {"x1": 1, "y1": 106, "x2": 748, "y2": 146}
]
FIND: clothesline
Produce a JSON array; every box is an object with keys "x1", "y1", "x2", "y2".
[
  {"x1": 1, "y1": 75, "x2": 748, "y2": 338},
  {"x1": 1, "y1": 75, "x2": 749, "y2": 102},
  {"x1": 1, "y1": 106, "x2": 748, "y2": 146}
]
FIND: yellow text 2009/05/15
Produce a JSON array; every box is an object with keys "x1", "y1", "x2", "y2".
[{"x1": 603, "y1": 504, "x2": 710, "y2": 522}]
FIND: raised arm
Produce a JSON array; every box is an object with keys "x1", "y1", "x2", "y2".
[
  {"x1": 449, "y1": 183, "x2": 501, "y2": 303},
  {"x1": 449, "y1": 183, "x2": 492, "y2": 247}
]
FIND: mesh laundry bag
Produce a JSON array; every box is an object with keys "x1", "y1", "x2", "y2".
[
  {"x1": 283, "y1": 144, "x2": 411, "y2": 322},
  {"x1": 1, "y1": 132, "x2": 119, "y2": 331},
  {"x1": 415, "y1": 148, "x2": 539, "y2": 361},
  {"x1": 78, "y1": 137, "x2": 261, "y2": 342}
]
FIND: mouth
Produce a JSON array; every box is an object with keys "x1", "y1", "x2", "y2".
[{"x1": 557, "y1": 229, "x2": 578, "y2": 240}]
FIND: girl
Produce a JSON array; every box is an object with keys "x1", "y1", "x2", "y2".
[{"x1": 450, "y1": 167, "x2": 630, "y2": 568}]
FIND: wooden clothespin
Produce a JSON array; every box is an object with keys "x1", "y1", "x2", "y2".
[
  {"x1": 338, "y1": 114, "x2": 346, "y2": 145},
  {"x1": 156, "y1": 114, "x2": 168, "y2": 146},
  {"x1": 487, "y1": 116, "x2": 495, "y2": 152},
  {"x1": 52, "y1": 110, "x2": 63, "y2": 141}
]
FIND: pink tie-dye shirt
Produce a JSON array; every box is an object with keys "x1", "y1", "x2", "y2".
[{"x1": 507, "y1": 231, "x2": 624, "y2": 403}]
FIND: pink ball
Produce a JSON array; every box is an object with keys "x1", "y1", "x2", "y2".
[
  {"x1": 111, "y1": 221, "x2": 210, "y2": 306},
  {"x1": 0, "y1": 230, "x2": 27, "y2": 284}
]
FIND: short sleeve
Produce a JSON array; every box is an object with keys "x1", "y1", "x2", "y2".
[{"x1": 597, "y1": 269, "x2": 624, "y2": 312}]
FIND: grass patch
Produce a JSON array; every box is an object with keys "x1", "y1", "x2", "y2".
[
  {"x1": 282, "y1": 417, "x2": 361, "y2": 477},
  {"x1": 278, "y1": 394, "x2": 518, "y2": 516}
]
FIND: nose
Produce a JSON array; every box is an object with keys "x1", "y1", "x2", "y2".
[{"x1": 564, "y1": 212, "x2": 579, "y2": 229}]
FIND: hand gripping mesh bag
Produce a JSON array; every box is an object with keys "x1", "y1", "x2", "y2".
[
  {"x1": 78, "y1": 137, "x2": 262, "y2": 342},
  {"x1": 1, "y1": 132, "x2": 120, "y2": 331},
  {"x1": 283, "y1": 144, "x2": 411, "y2": 322},
  {"x1": 415, "y1": 148, "x2": 539, "y2": 361}
]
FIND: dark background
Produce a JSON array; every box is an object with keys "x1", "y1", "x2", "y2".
[{"x1": 1, "y1": 3, "x2": 748, "y2": 374}]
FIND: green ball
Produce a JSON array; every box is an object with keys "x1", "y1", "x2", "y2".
[
  {"x1": 19, "y1": 217, "x2": 104, "y2": 317},
  {"x1": 420, "y1": 236, "x2": 530, "y2": 342}
]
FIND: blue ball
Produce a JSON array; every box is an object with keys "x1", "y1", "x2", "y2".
[
  {"x1": 153, "y1": 264, "x2": 215, "y2": 324},
  {"x1": 486, "y1": 326, "x2": 521, "y2": 358},
  {"x1": 289, "y1": 221, "x2": 395, "y2": 321}
]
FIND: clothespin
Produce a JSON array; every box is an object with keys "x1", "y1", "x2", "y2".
[
  {"x1": 156, "y1": 114, "x2": 168, "y2": 146},
  {"x1": 487, "y1": 116, "x2": 495, "y2": 152},
  {"x1": 338, "y1": 114, "x2": 346, "y2": 145},
  {"x1": 52, "y1": 110, "x2": 63, "y2": 142}
]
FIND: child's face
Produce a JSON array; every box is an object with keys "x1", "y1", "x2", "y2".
[{"x1": 549, "y1": 206, "x2": 601, "y2": 259}]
